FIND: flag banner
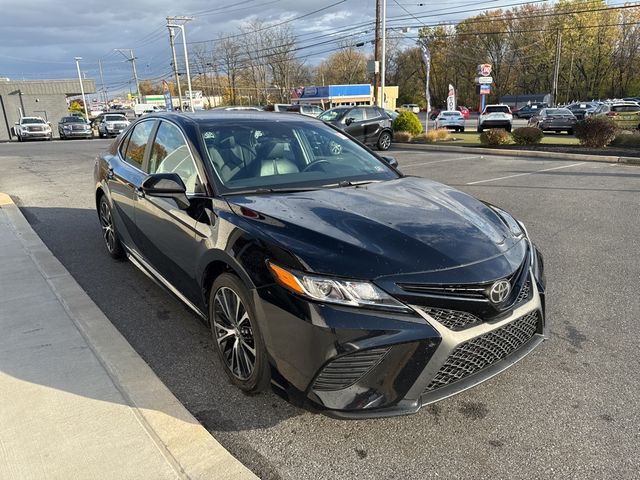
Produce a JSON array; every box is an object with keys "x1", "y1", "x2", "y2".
[
  {"x1": 420, "y1": 44, "x2": 431, "y2": 114},
  {"x1": 447, "y1": 84, "x2": 456, "y2": 111}
]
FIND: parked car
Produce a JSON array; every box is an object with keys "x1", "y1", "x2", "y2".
[
  {"x1": 457, "y1": 105, "x2": 470, "y2": 119},
  {"x1": 477, "y1": 104, "x2": 513, "y2": 132},
  {"x1": 14, "y1": 116, "x2": 52, "y2": 141},
  {"x1": 429, "y1": 108, "x2": 441, "y2": 120},
  {"x1": 263, "y1": 104, "x2": 292, "y2": 112},
  {"x1": 318, "y1": 105, "x2": 393, "y2": 150},
  {"x1": 593, "y1": 102, "x2": 640, "y2": 130},
  {"x1": 399, "y1": 104, "x2": 420, "y2": 114},
  {"x1": 528, "y1": 108, "x2": 577, "y2": 134},
  {"x1": 94, "y1": 111, "x2": 546, "y2": 417},
  {"x1": 565, "y1": 102, "x2": 598, "y2": 120},
  {"x1": 434, "y1": 111, "x2": 465, "y2": 132},
  {"x1": 97, "y1": 114, "x2": 130, "y2": 138},
  {"x1": 133, "y1": 104, "x2": 164, "y2": 117},
  {"x1": 285, "y1": 104, "x2": 324, "y2": 117},
  {"x1": 513, "y1": 103, "x2": 545, "y2": 119},
  {"x1": 58, "y1": 116, "x2": 93, "y2": 140}
]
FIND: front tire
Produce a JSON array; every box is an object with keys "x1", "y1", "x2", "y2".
[
  {"x1": 377, "y1": 131, "x2": 392, "y2": 151},
  {"x1": 98, "y1": 195, "x2": 125, "y2": 260},
  {"x1": 209, "y1": 273, "x2": 270, "y2": 393}
]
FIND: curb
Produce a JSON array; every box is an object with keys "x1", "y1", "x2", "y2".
[
  {"x1": 391, "y1": 142, "x2": 640, "y2": 164},
  {"x1": 0, "y1": 193, "x2": 258, "y2": 480}
]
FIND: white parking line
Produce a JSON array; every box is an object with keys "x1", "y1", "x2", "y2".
[
  {"x1": 401, "y1": 155, "x2": 481, "y2": 168},
  {"x1": 466, "y1": 162, "x2": 586, "y2": 185}
]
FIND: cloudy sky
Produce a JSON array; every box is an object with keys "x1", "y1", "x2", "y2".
[{"x1": 0, "y1": 0, "x2": 540, "y2": 95}]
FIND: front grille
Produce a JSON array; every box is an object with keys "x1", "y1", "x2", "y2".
[
  {"x1": 421, "y1": 307, "x2": 481, "y2": 330},
  {"x1": 514, "y1": 280, "x2": 531, "y2": 306},
  {"x1": 425, "y1": 310, "x2": 540, "y2": 392},
  {"x1": 28, "y1": 126, "x2": 44, "y2": 131},
  {"x1": 312, "y1": 347, "x2": 390, "y2": 391},
  {"x1": 398, "y1": 283, "x2": 487, "y2": 299}
]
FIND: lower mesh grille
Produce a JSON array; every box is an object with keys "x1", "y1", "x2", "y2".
[
  {"x1": 421, "y1": 307, "x2": 481, "y2": 330},
  {"x1": 313, "y1": 348, "x2": 390, "y2": 391},
  {"x1": 425, "y1": 311, "x2": 540, "y2": 392}
]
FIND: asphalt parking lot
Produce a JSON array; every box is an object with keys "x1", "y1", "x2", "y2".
[{"x1": 1, "y1": 139, "x2": 638, "y2": 479}]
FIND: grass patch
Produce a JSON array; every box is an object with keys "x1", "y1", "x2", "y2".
[{"x1": 448, "y1": 131, "x2": 580, "y2": 146}]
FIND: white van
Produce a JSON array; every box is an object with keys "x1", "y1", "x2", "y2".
[{"x1": 133, "y1": 104, "x2": 163, "y2": 117}]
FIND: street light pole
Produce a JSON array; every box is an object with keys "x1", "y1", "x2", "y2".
[
  {"x1": 167, "y1": 16, "x2": 194, "y2": 112},
  {"x1": 74, "y1": 57, "x2": 89, "y2": 122}
]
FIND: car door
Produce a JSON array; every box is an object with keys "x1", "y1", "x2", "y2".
[
  {"x1": 134, "y1": 119, "x2": 209, "y2": 306},
  {"x1": 107, "y1": 120, "x2": 155, "y2": 250},
  {"x1": 342, "y1": 107, "x2": 366, "y2": 142},
  {"x1": 362, "y1": 107, "x2": 387, "y2": 144}
]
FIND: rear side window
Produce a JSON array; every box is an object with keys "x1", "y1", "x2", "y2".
[
  {"x1": 348, "y1": 108, "x2": 366, "y2": 122},
  {"x1": 484, "y1": 106, "x2": 511, "y2": 114},
  {"x1": 611, "y1": 105, "x2": 640, "y2": 112},
  {"x1": 148, "y1": 121, "x2": 202, "y2": 194},
  {"x1": 123, "y1": 121, "x2": 154, "y2": 169}
]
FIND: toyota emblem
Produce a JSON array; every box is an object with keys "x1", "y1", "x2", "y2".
[{"x1": 489, "y1": 280, "x2": 511, "y2": 304}]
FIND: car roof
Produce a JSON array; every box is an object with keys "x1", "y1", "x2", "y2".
[{"x1": 139, "y1": 110, "x2": 323, "y2": 128}]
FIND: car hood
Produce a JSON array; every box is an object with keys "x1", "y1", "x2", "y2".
[{"x1": 227, "y1": 177, "x2": 526, "y2": 281}]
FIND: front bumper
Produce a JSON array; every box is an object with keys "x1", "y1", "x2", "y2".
[
  {"x1": 63, "y1": 129, "x2": 93, "y2": 138},
  {"x1": 20, "y1": 131, "x2": 51, "y2": 138},
  {"x1": 480, "y1": 120, "x2": 511, "y2": 128},
  {"x1": 257, "y1": 253, "x2": 546, "y2": 418}
]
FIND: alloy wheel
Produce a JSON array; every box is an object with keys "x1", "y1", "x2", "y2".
[
  {"x1": 213, "y1": 287, "x2": 256, "y2": 380},
  {"x1": 378, "y1": 132, "x2": 392, "y2": 150},
  {"x1": 99, "y1": 200, "x2": 116, "y2": 254}
]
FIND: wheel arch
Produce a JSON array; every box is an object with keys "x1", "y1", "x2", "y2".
[{"x1": 200, "y1": 254, "x2": 257, "y2": 312}]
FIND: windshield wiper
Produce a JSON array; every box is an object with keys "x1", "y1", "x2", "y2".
[{"x1": 222, "y1": 187, "x2": 320, "y2": 196}]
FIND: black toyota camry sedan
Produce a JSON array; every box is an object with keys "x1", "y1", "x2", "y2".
[{"x1": 94, "y1": 111, "x2": 546, "y2": 418}]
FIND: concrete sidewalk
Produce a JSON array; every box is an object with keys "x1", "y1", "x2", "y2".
[{"x1": 0, "y1": 193, "x2": 257, "y2": 480}]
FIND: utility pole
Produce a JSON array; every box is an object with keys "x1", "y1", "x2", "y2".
[
  {"x1": 380, "y1": 0, "x2": 387, "y2": 108},
  {"x1": 168, "y1": 27, "x2": 183, "y2": 110},
  {"x1": 98, "y1": 59, "x2": 108, "y2": 108},
  {"x1": 551, "y1": 30, "x2": 562, "y2": 107},
  {"x1": 374, "y1": 0, "x2": 381, "y2": 106},
  {"x1": 167, "y1": 16, "x2": 194, "y2": 112},
  {"x1": 74, "y1": 57, "x2": 89, "y2": 122},
  {"x1": 114, "y1": 49, "x2": 141, "y2": 104}
]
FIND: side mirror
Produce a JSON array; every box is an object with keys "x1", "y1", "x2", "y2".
[
  {"x1": 141, "y1": 173, "x2": 190, "y2": 210},
  {"x1": 14, "y1": 121, "x2": 19, "y2": 125},
  {"x1": 382, "y1": 156, "x2": 398, "y2": 168},
  {"x1": 345, "y1": 117, "x2": 355, "y2": 126}
]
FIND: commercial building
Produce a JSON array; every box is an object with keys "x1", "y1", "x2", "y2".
[
  {"x1": 0, "y1": 78, "x2": 96, "y2": 141},
  {"x1": 293, "y1": 84, "x2": 399, "y2": 110}
]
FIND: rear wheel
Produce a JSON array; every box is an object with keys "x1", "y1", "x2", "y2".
[
  {"x1": 209, "y1": 273, "x2": 270, "y2": 392},
  {"x1": 377, "y1": 131, "x2": 392, "y2": 151},
  {"x1": 98, "y1": 196, "x2": 125, "y2": 260}
]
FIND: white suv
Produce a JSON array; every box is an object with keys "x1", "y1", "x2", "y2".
[
  {"x1": 14, "y1": 116, "x2": 52, "y2": 141},
  {"x1": 477, "y1": 104, "x2": 513, "y2": 133}
]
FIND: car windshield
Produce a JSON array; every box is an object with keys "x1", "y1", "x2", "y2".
[
  {"x1": 199, "y1": 120, "x2": 398, "y2": 194},
  {"x1": 484, "y1": 106, "x2": 510, "y2": 114},
  {"x1": 62, "y1": 117, "x2": 85, "y2": 123},
  {"x1": 105, "y1": 115, "x2": 126, "y2": 121},
  {"x1": 318, "y1": 108, "x2": 349, "y2": 122},
  {"x1": 22, "y1": 118, "x2": 45, "y2": 124}
]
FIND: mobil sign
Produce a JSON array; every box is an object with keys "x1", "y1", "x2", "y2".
[{"x1": 477, "y1": 63, "x2": 492, "y2": 77}]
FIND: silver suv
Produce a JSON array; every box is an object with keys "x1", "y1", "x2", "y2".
[
  {"x1": 14, "y1": 116, "x2": 52, "y2": 141},
  {"x1": 477, "y1": 104, "x2": 513, "y2": 132}
]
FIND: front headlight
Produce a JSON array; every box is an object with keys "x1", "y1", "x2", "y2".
[
  {"x1": 63, "y1": 125, "x2": 72, "y2": 130},
  {"x1": 268, "y1": 262, "x2": 409, "y2": 312}
]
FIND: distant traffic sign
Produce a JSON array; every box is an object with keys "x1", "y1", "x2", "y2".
[
  {"x1": 480, "y1": 84, "x2": 491, "y2": 95},
  {"x1": 477, "y1": 64, "x2": 492, "y2": 76},
  {"x1": 475, "y1": 76, "x2": 493, "y2": 84}
]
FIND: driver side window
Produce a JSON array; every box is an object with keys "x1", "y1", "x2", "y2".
[
  {"x1": 148, "y1": 121, "x2": 203, "y2": 194},
  {"x1": 349, "y1": 108, "x2": 365, "y2": 122}
]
